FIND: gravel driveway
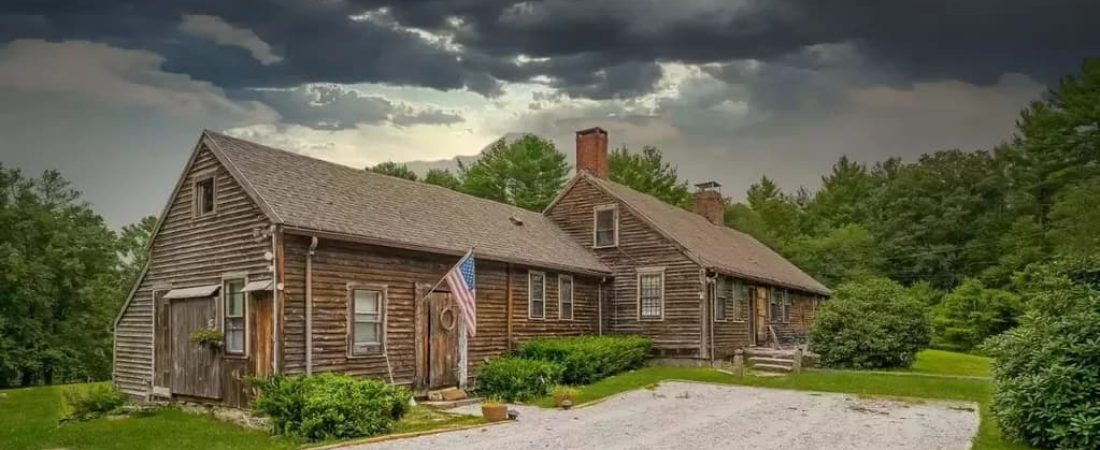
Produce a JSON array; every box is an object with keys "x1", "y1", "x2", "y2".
[{"x1": 351, "y1": 382, "x2": 979, "y2": 450}]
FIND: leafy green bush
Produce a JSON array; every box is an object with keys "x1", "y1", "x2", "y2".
[
  {"x1": 984, "y1": 260, "x2": 1100, "y2": 449},
  {"x1": 810, "y1": 277, "x2": 931, "y2": 369},
  {"x1": 932, "y1": 279, "x2": 1021, "y2": 352},
  {"x1": 251, "y1": 373, "x2": 411, "y2": 442},
  {"x1": 515, "y1": 335, "x2": 651, "y2": 384},
  {"x1": 475, "y1": 357, "x2": 562, "y2": 402},
  {"x1": 61, "y1": 383, "x2": 127, "y2": 421}
]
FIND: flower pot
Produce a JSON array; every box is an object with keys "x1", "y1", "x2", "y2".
[{"x1": 481, "y1": 403, "x2": 508, "y2": 422}]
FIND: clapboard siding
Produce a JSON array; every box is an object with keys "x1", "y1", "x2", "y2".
[
  {"x1": 113, "y1": 145, "x2": 272, "y2": 399},
  {"x1": 546, "y1": 178, "x2": 704, "y2": 357},
  {"x1": 711, "y1": 277, "x2": 754, "y2": 358},
  {"x1": 281, "y1": 235, "x2": 600, "y2": 385},
  {"x1": 770, "y1": 290, "x2": 823, "y2": 344}
]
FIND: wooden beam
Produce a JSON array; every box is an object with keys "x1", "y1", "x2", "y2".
[{"x1": 505, "y1": 263, "x2": 513, "y2": 351}]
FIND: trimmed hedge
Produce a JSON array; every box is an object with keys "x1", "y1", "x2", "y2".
[
  {"x1": 811, "y1": 278, "x2": 931, "y2": 369},
  {"x1": 251, "y1": 373, "x2": 411, "y2": 442},
  {"x1": 475, "y1": 357, "x2": 562, "y2": 402},
  {"x1": 516, "y1": 335, "x2": 651, "y2": 384}
]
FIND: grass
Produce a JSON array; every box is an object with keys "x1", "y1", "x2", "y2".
[
  {"x1": 529, "y1": 350, "x2": 1028, "y2": 450},
  {"x1": 0, "y1": 384, "x2": 484, "y2": 450},
  {"x1": 903, "y1": 349, "x2": 992, "y2": 377}
]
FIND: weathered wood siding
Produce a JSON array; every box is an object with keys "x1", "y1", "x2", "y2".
[
  {"x1": 280, "y1": 235, "x2": 600, "y2": 385},
  {"x1": 710, "y1": 277, "x2": 753, "y2": 358},
  {"x1": 770, "y1": 290, "x2": 823, "y2": 345},
  {"x1": 546, "y1": 178, "x2": 704, "y2": 358},
  {"x1": 113, "y1": 144, "x2": 272, "y2": 401}
]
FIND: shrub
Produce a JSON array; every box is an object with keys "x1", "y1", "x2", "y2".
[
  {"x1": 475, "y1": 357, "x2": 562, "y2": 402},
  {"x1": 61, "y1": 383, "x2": 128, "y2": 421},
  {"x1": 251, "y1": 373, "x2": 411, "y2": 442},
  {"x1": 932, "y1": 279, "x2": 1021, "y2": 352},
  {"x1": 984, "y1": 260, "x2": 1100, "y2": 449},
  {"x1": 810, "y1": 277, "x2": 931, "y2": 369},
  {"x1": 515, "y1": 335, "x2": 651, "y2": 384}
]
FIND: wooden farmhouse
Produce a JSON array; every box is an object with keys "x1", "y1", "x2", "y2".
[{"x1": 113, "y1": 127, "x2": 829, "y2": 406}]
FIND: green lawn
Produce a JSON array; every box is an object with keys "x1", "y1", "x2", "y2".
[
  {"x1": 903, "y1": 349, "x2": 993, "y2": 377},
  {"x1": 531, "y1": 350, "x2": 1027, "y2": 450},
  {"x1": 0, "y1": 384, "x2": 482, "y2": 450}
]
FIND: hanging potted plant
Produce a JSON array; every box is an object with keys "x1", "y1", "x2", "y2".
[{"x1": 190, "y1": 328, "x2": 224, "y2": 351}]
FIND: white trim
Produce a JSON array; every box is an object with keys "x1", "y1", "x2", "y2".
[
  {"x1": 528, "y1": 270, "x2": 547, "y2": 320},
  {"x1": 592, "y1": 204, "x2": 619, "y2": 248},
  {"x1": 636, "y1": 267, "x2": 666, "y2": 321},
  {"x1": 558, "y1": 274, "x2": 574, "y2": 321}
]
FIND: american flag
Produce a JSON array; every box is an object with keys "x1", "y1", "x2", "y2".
[{"x1": 444, "y1": 250, "x2": 477, "y2": 336}]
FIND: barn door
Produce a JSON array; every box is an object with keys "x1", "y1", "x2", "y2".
[
  {"x1": 427, "y1": 291, "x2": 459, "y2": 389},
  {"x1": 754, "y1": 286, "x2": 769, "y2": 347},
  {"x1": 170, "y1": 297, "x2": 222, "y2": 399}
]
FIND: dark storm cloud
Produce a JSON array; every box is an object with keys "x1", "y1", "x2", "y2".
[
  {"x1": 2, "y1": 0, "x2": 1099, "y2": 100},
  {"x1": 235, "y1": 85, "x2": 462, "y2": 130}
]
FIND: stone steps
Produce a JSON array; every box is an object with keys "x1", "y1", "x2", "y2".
[
  {"x1": 747, "y1": 356, "x2": 795, "y2": 367},
  {"x1": 752, "y1": 363, "x2": 794, "y2": 373}
]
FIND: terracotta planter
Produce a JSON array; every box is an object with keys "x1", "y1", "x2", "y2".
[{"x1": 481, "y1": 403, "x2": 509, "y2": 422}]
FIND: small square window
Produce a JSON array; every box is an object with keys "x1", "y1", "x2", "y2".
[{"x1": 195, "y1": 177, "x2": 215, "y2": 217}]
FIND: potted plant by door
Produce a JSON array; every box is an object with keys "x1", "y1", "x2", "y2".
[{"x1": 481, "y1": 397, "x2": 509, "y2": 422}]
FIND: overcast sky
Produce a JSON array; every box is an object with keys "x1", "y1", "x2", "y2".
[{"x1": 1, "y1": 1, "x2": 1097, "y2": 228}]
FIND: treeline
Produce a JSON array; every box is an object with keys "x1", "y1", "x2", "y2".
[{"x1": 0, "y1": 167, "x2": 155, "y2": 387}]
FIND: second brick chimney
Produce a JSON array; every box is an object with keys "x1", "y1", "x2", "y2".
[
  {"x1": 693, "y1": 181, "x2": 725, "y2": 225},
  {"x1": 576, "y1": 127, "x2": 608, "y2": 178}
]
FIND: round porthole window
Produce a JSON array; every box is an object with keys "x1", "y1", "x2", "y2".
[{"x1": 440, "y1": 306, "x2": 456, "y2": 331}]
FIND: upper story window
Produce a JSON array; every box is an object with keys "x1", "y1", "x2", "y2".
[
  {"x1": 593, "y1": 205, "x2": 619, "y2": 248},
  {"x1": 637, "y1": 267, "x2": 665, "y2": 320},
  {"x1": 224, "y1": 279, "x2": 245, "y2": 355},
  {"x1": 559, "y1": 275, "x2": 574, "y2": 320},
  {"x1": 194, "y1": 176, "x2": 216, "y2": 217},
  {"x1": 350, "y1": 287, "x2": 385, "y2": 356},
  {"x1": 529, "y1": 271, "x2": 546, "y2": 319}
]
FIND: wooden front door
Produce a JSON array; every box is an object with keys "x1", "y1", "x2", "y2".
[
  {"x1": 754, "y1": 286, "x2": 769, "y2": 346},
  {"x1": 427, "y1": 291, "x2": 459, "y2": 389},
  {"x1": 249, "y1": 292, "x2": 274, "y2": 378},
  {"x1": 170, "y1": 297, "x2": 222, "y2": 399}
]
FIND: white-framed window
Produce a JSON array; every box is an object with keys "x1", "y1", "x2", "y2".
[
  {"x1": 714, "y1": 277, "x2": 730, "y2": 322},
  {"x1": 529, "y1": 271, "x2": 546, "y2": 319},
  {"x1": 637, "y1": 267, "x2": 665, "y2": 320},
  {"x1": 593, "y1": 205, "x2": 619, "y2": 248},
  {"x1": 559, "y1": 275, "x2": 574, "y2": 320},
  {"x1": 769, "y1": 287, "x2": 781, "y2": 323},
  {"x1": 349, "y1": 286, "x2": 386, "y2": 357},
  {"x1": 193, "y1": 175, "x2": 216, "y2": 217},
  {"x1": 223, "y1": 279, "x2": 246, "y2": 355}
]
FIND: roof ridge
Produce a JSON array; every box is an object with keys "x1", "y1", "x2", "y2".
[{"x1": 205, "y1": 131, "x2": 547, "y2": 218}]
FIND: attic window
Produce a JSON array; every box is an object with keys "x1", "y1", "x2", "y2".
[
  {"x1": 593, "y1": 205, "x2": 618, "y2": 248},
  {"x1": 194, "y1": 176, "x2": 216, "y2": 217}
]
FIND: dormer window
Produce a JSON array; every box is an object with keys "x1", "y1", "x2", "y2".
[
  {"x1": 593, "y1": 204, "x2": 618, "y2": 248},
  {"x1": 194, "y1": 176, "x2": 215, "y2": 217}
]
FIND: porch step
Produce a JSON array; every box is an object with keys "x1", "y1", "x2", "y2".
[
  {"x1": 421, "y1": 397, "x2": 482, "y2": 410},
  {"x1": 426, "y1": 387, "x2": 468, "y2": 402},
  {"x1": 743, "y1": 347, "x2": 798, "y2": 359},
  {"x1": 747, "y1": 356, "x2": 795, "y2": 367},
  {"x1": 751, "y1": 363, "x2": 793, "y2": 373}
]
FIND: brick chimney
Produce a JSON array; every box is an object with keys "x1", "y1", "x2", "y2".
[
  {"x1": 576, "y1": 127, "x2": 608, "y2": 178},
  {"x1": 693, "y1": 181, "x2": 725, "y2": 225}
]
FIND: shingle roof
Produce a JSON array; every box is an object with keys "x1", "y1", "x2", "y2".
[
  {"x1": 203, "y1": 131, "x2": 610, "y2": 275},
  {"x1": 583, "y1": 174, "x2": 830, "y2": 295}
]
